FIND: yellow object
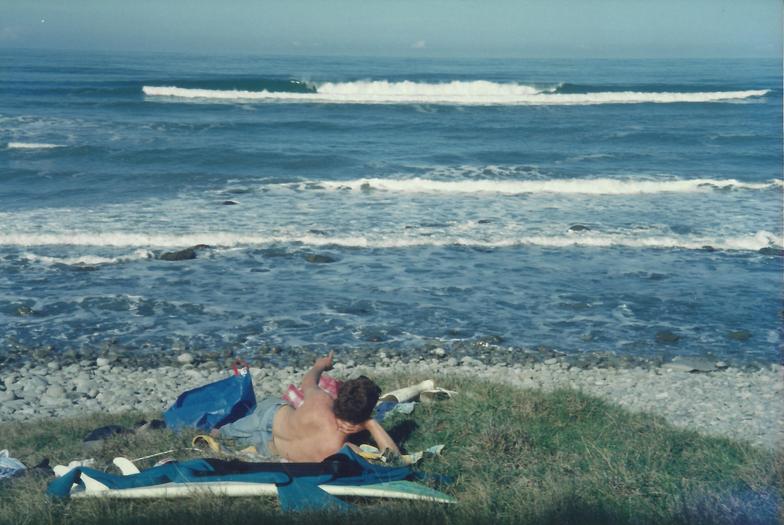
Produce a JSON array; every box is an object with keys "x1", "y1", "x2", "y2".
[{"x1": 192, "y1": 435, "x2": 221, "y2": 453}]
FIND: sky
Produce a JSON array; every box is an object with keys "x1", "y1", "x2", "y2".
[{"x1": 0, "y1": 0, "x2": 781, "y2": 58}]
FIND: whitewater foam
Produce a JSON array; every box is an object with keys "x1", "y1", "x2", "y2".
[
  {"x1": 297, "y1": 177, "x2": 782, "y2": 195},
  {"x1": 7, "y1": 142, "x2": 62, "y2": 149},
  {"x1": 21, "y1": 250, "x2": 153, "y2": 266},
  {"x1": 142, "y1": 81, "x2": 769, "y2": 106},
  {"x1": 3, "y1": 231, "x2": 781, "y2": 253}
]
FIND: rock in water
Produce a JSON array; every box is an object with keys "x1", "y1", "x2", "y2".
[
  {"x1": 159, "y1": 248, "x2": 196, "y2": 261},
  {"x1": 568, "y1": 224, "x2": 591, "y2": 232},
  {"x1": 305, "y1": 254, "x2": 337, "y2": 264},
  {"x1": 758, "y1": 247, "x2": 784, "y2": 256},
  {"x1": 177, "y1": 353, "x2": 194, "y2": 365},
  {"x1": 159, "y1": 245, "x2": 210, "y2": 261},
  {"x1": 655, "y1": 331, "x2": 680, "y2": 344},
  {"x1": 727, "y1": 330, "x2": 752, "y2": 342},
  {"x1": 222, "y1": 200, "x2": 239, "y2": 205}
]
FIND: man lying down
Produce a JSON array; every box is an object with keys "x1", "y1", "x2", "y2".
[{"x1": 215, "y1": 351, "x2": 400, "y2": 462}]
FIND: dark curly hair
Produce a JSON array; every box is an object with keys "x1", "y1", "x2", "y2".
[{"x1": 332, "y1": 375, "x2": 381, "y2": 424}]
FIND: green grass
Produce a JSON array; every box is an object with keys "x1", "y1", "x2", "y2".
[{"x1": 0, "y1": 376, "x2": 780, "y2": 525}]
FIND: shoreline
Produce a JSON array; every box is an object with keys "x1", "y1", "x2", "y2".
[{"x1": 1, "y1": 356, "x2": 781, "y2": 451}]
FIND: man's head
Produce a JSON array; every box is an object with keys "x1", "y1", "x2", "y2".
[{"x1": 333, "y1": 375, "x2": 381, "y2": 424}]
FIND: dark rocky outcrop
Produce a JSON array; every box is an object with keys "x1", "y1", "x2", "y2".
[
  {"x1": 221, "y1": 200, "x2": 239, "y2": 205},
  {"x1": 159, "y1": 245, "x2": 211, "y2": 261},
  {"x1": 759, "y1": 247, "x2": 784, "y2": 256},
  {"x1": 568, "y1": 224, "x2": 591, "y2": 232}
]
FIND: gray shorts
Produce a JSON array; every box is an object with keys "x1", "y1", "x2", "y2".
[{"x1": 218, "y1": 397, "x2": 287, "y2": 455}]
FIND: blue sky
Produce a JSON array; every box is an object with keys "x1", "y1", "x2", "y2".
[{"x1": 1, "y1": 0, "x2": 781, "y2": 58}]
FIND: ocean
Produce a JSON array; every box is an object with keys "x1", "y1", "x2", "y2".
[{"x1": 1, "y1": 49, "x2": 781, "y2": 365}]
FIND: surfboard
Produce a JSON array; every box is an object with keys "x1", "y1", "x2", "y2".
[
  {"x1": 70, "y1": 476, "x2": 455, "y2": 503},
  {"x1": 61, "y1": 456, "x2": 455, "y2": 503}
]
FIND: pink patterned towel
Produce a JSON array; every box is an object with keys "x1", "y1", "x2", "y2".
[{"x1": 282, "y1": 374, "x2": 341, "y2": 408}]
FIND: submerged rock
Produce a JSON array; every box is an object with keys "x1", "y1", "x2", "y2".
[
  {"x1": 758, "y1": 247, "x2": 784, "y2": 256},
  {"x1": 727, "y1": 330, "x2": 752, "y2": 342},
  {"x1": 655, "y1": 331, "x2": 680, "y2": 344},
  {"x1": 568, "y1": 224, "x2": 591, "y2": 232},
  {"x1": 15, "y1": 305, "x2": 34, "y2": 317},
  {"x1": 305, "y1": 254, "x2": 337, "y2": 264},
  {"x1": 221, "y1": 200, "x2": 239, "y2": 206}
]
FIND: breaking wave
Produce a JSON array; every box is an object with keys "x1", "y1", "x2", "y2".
[
  {"x1": 3, "y1": 231, "x2": 781, "y2": 253},
  {"x1": 7, "y1": 142, "x2": 62, "y2": 149},
  {"x1": 20, "y1": 250, "x2": 153, "y2": 266},
  {"x1": 142, "y1": 81, "x2": 769, "y2": 106},
  {"x1": 293, "y1": 177, "x2": 782, "y2": 195}
]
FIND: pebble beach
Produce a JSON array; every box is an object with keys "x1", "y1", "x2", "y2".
[{"x1": 1, "y1": 352, "x2": 781, "y2": 451}]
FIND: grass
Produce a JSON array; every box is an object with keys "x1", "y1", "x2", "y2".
[{"x1": 0, "y1": 375, "x2": 780, "y2": 525}]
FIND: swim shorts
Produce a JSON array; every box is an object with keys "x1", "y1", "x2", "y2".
[{"x1": 218, "y1": 397, "x2": 287, "y2": 456}]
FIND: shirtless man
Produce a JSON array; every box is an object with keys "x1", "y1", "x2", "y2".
[{"x1": 218, "y1": 351, "x2": 399, "y2": 462}]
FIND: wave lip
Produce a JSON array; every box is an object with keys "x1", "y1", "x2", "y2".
[
  {"x1": 305, "y1": 177, "x2": 782, "y2": 195},
  {"x1": 7, "y1": 142, "x2": 62, "y2": 149},
  {"x1": 142, "y1": 81, "x2": 769, "y2": 106}
]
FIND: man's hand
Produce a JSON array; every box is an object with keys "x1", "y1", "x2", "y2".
[{"x1": 314, "y1": 351, "x2": 334, "y2": 371}]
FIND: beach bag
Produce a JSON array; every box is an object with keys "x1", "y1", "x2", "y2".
[{"x1": 164, "y1": 363, "x2": 256, "y2": 431}]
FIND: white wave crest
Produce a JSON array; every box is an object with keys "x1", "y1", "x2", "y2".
[
  {"x1": 7, "y1": 142, "x2": 62, "y2": 149},
  {"x1": 303, "y1": 177, "x2": 781, "y2": 195},
  {"x1": 3, "y1": 231, "x2": 781, "y2": 253},
  {"x1": 21, "y1": 249, "x2": 153, "y2": 266},
  {"x1": 142, "y1": 82, "x2": 768, "y2": 106}
]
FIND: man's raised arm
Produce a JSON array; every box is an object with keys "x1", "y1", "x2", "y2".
[{"x1": 302, "y1": 351, "x2": 334, "y2": 395}]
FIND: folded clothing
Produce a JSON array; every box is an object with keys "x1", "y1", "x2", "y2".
[{"x1": 283, "y1": 374, "x2": 341, "y2": 408}]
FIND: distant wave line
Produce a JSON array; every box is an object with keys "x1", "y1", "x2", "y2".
[
  {"x1": 7, "y1": 142, "x2": 62, "y2": 149},
  {"x1": 142, "y1": 81, "x2": 769, "y2": 106},
  {"x1": 3, "y1": 230, "x2": 780, "y2": 254},
  {"x1": 289, "y1": 177, "x2": 783, "y2": 195}
]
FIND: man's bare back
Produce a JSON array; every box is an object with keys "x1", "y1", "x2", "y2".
[{"x1": 270, "y1": 389, "x2": 347, "y2": 462}]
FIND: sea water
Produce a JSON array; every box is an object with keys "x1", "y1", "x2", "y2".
[{"x1": 1, "y1": 50, "x2": 781, "y2": 363}]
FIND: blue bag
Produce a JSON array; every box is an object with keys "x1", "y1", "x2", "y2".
[{"x1": 164, "y1": 367, "x2": 256, "y2": 431}]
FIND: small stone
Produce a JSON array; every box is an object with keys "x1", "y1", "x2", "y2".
[
  {"x1": 47, "y1": 361, "x2": 61, "y2": 371},
  {"x1": 667, "y1": 356, "x2": 715, "y2": 373},
  {"x1": 655, "y1": 392, "x2": 669, "y2": 399},
  {"x1": 544, "y1": 358, "x2": 558, "y2": 365},
  {"x1": 177, "y1": 353, "x2": 194, "y2": 365},
  {"x1": 46, "y1": 384, "x2": 66, "y2": 397},
  {"x1": 432, "y1": 347, "x2": 447, "y2": 358},
  {"x1": 0, "y1": 389, "x2": 16, "y2": 402},
  {"x1": 715, "y1": 361, "x2": 729, "y2": 369},
  {"x1": 96, "y1": 357, "x2": 110, "y2": 367}
]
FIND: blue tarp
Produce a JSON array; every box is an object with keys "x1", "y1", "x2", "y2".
[
  {"x1": 47, "y1": 446, "x2": 413, "y2": 511},
  {"x1": 163, "y1": 371, "x2": 256, "y2": 431}
]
